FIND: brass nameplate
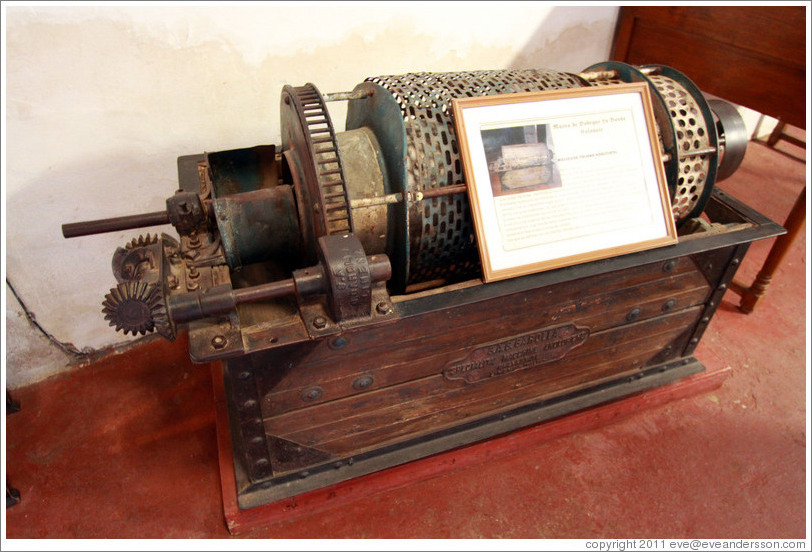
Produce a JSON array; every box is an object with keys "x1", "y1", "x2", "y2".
[{"x1": 443, "y1": 324, "x2": 589, "y2": 383}]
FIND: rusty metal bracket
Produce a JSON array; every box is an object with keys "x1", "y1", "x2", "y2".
[
  {"x1": 293, "y1": 233, "x2": 396, "y2": 338},
  {"x1": 683, "y1": 243, "x2": 750, "y2": 357},
  {"x1": 188, "y1": 313, "x2": 245, "y2": 362},
  {"x1": 166, "y1": 191, "x2": 208, "y2": 236},
  {"x1": 317, "y1": 234, "x2": 373, "y2": 321}
]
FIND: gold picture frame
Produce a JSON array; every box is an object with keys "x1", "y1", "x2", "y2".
[{"x1": 452, "y1": 83, "x2": 678, "y2": 283}]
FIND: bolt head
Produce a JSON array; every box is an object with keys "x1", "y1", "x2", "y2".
[
  {"x1": 353, "y1": 375, "x2": 374, "y2": 391},
  {"x1": 301, "y1": 386, "x2": 323, "y2": 402},
  {"x1": 313, "y1": 316, "x2": 327, "y2": 329},
  {"x1": 330, "y1": 336, "x2": 348, "y2": 350},
  {"x1": 376, "y1": 302, "x2": 392, "y2": 315},
  {"x1": 211, "y1": 335, "x2": 227, "y2": 349}
]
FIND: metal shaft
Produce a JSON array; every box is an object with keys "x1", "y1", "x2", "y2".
[
  {"x1": 349, "y1": 185, "x2": 469, "y2": 209},
  {"x1": 233, "y1": 279, "x2": 298, "y2": 304},
  {"x1": 324, "y1": 90, "x2": 374, "y2": 102},
  {"x1": 169, "y1": 280, "x2": 298, "y2": 325},
  {"x1": 170, "y1": 254, "x2": 392, "y2": 325},
  {"x1": 62, "y1": 210, "x2": 171, "y2": 238}
]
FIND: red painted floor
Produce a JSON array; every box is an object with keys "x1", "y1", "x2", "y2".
[{"x1": 4, "y1": 139, "x2": 808, "y2": 539}]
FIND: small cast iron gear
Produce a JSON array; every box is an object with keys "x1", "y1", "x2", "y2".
[
  {"x1": 151, "y1": 298, "x2": 175, "y2": 341},
  {"x1": 102, "y1": 281, "x2": 168, "y2": 336},
  {"x1": 125, "y1": 233, "x2": 159, "y2": 249}
]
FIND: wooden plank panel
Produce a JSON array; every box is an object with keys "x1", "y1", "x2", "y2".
[
  {"x1": 283, "y1": 255, "x2": 701, "y2": 367},
  {"x1": 256, "y1": 258, "x2": 710, "y2": 414},
  {"x1": 271, "y1": 312, "x2": 693, "y2": 444},
  {"x1": 260, "y1": 280, "x2": 709, "y2": 415},
  {"x1": 260, "y1": 274, "x2": 708, "y2": 417},
  {"x1": 288, "y1": 339, "x2": 683, "y2": 455},
  {"x1": 265, "y1": 307, "x2": 701, "y2": 452}
]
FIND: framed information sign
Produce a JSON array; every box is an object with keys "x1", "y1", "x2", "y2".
[{"x1": 452, "y1": 83, "x2": 677, "y2": 282}]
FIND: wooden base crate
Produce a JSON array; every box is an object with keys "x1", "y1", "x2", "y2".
[{"x1": 219, "y1": 188, "x2": 782, "y2": 511}]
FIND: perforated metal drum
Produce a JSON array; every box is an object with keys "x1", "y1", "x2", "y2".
[
  {"x1": 339, "y1": 64, "x2": 735, "y2": 292},
  {"x1": 584, "y1": 62, "x2": 720, "y2": 222},
  {"x1": 346, "y1": 69, "x2": 589, "y2": 292}
]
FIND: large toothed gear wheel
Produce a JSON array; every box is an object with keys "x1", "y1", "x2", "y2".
[
  {"x1": 102, "y1": 281, "x2": 171, "y2": 337},
  {"x1": 281, "y1": 83, "x2": 354, "y2": 262}
]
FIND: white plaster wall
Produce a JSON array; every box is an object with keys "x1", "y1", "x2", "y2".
[
  {"x1": 2, "y1": 3, "x2": 620, "y2": 387},
  {"x1": 5, "y1": 284, "x2": 75, "y2": 387}
]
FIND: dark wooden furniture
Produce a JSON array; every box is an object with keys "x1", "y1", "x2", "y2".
[
  {"x1": 731, "y1": 188, "x2": 806, "y2": 313},
  {"x1": 612, "y1": 6, "x2": 806, "y2": 129},
  {"x1": 612, "y1": 6, "x2": 806, "y2": 313}
]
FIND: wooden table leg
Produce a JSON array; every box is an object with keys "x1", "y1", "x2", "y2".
[
  {"x1": 731, "y1": 187, "x2": 806, "y2": 313},
  {"x1": 767, "y1": 120, "x2": 787, "y2": 146}
]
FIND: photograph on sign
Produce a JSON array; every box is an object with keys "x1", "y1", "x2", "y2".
[{"x1": 453, "y1": 83, "x2": 677, "y2": 282}]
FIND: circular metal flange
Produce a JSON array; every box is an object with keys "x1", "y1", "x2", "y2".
[
  {"x1": 707, "y1": 98, "x2": 748, "y2": 181},
  {"x1": 642, "y1": 64, "x2": 719, "y2": 223},
  {"x1": 281, "y1": 83, "x2": 354, "y2": 261}
]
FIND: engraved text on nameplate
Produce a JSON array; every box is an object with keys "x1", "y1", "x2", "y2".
[{"x1": 443, "y1": 324, "x2": 590, "y2": 383}]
